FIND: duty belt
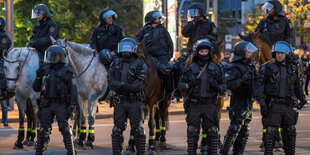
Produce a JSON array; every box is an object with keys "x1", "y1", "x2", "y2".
[
  {"x1": 44, "y1": 98, "x2": 62, "y2": 103},
  {"x1": 187, "y1": 97, "x2": 215, "y2": 106},
  {"x1": 271, "y1": 97, "x2": 294, "y2": 105},
  {"x1": 115, "y1": 92, "x2": 142, "y2": 103}
]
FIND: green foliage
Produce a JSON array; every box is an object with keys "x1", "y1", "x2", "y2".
[
  {"x1": 3, "y1": 0, "x2": 143, "y2": 47},
  {"x1": 242, "y1": 4, "x2": 264, "y2": 34}
]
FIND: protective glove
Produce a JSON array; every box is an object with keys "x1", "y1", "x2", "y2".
[
  {"x1": 260, "y1": 105, "x2": 268, "y2": 117},
  {"x1": 192, "y1": 17, "x2": 200, "y2": 24},
  {"x1": 65, "y1": 105, "x2": 75, "y2": 120},
  {"x1": 296, "y1": 100, "x2": 307, "y2": 110},
  {"x1": 187, "y1": 78, "x2": 199, "y2": 88},
  {"x1": 36, "y1": 68, "x2": 44, "y2": 78}
]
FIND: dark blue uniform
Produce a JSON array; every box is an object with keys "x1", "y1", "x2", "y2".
[{"x1": 0, "y1": 31, "x2": 12, "y2": 95}]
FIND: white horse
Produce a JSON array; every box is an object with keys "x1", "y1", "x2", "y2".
[
  {"x1": 3, "y1": 48, "x2": 40, "y2": 149},
  {"x1": 51, "y1": 37, "x2": 108, "y2": 149}
]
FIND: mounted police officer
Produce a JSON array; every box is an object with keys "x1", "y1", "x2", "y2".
[
  {"x1": 108, "y1": 38, "x2": 147, "y2": 155},
  {"x1": 135, "y1": 10, "x2": 173, "y2": 99},
  {"x1": 33, "y1": 45, "x2": 78, "y2": 155},
  {"x1": 28, "y1": 4, "x2": 59, "y2": 68},
  {"x1": 182, "y1": 2, "x2": 218, "y2": 55},
  {"x1": 219, "y1": 41, "x2": 258, "y2": 155},
  {"x1": 90, "y1": 9, "x2": 124, "y2": 68},
  {"x1": 256, "y1": 41, "x2": 307, "y2": 155},
  {"x1": 0, "y1": 17, "x2": 12, "y2": 100},
  {"x1": 178, "y1": 39, "x2": 226, "y2": 155},
  {"x1": 255, "y1": 0, "x2": 293, "y2": 46}
]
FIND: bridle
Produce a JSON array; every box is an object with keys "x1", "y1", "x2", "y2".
[{"x1": 4, "y1": 49, "x2": 30, "y2": 81}]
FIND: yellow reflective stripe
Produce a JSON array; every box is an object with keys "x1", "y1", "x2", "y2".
[
  {"x1": 156, "y1": 129, "x2": 161, "y2": 132},
  {"x1": 149, "y1": 136, "x2": 155, "y2": 139},
  {"x1": 37, "y1": 127, "x2": 40, "y2": 131},
  {"x1": 160, "y1": 126, "x2": 166, "y2": 130},
  {"x1": 18, "y1": 128, "x2": 24, "y2": 131},
  {"x1": 130, "y1": 135, "x2": 134, "y2": 139},
  {"x1": 80, "y1": 129, "x2": 87, "y2": 133},
  {"x1": 27, "y1": 128, "x2": 31, "y2": 131},
  {"x1": 202, "y1": 134, "x2": 207, "y2": 138},
  {"x1": 278, "y1": 128, "x2": 282, "y2": 132},
  {"x1": 263, "y1": 129, "x2": 266, "y2": 133},
  {"x1": 31, "y1": 129, "x2": 36, "y2": 133},
  {"x1": 218, "y1": 131, "x2": 220, "y2": 135},
  {"x1": 88, "y1": 129, "x2": 95, "y2": 133}
]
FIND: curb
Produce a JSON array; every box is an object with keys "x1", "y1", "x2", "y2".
[{"x1": 5, "y1": 109, "x2": 260, "y2": 123}]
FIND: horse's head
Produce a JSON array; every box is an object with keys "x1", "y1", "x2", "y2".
[
  {"x1": 50, "y1": 36, "x2": 68, "y2": 48},
  {"x1": 3, "y1": 49, "x2": 22, "y2": 92},
  {"x1": 239, "y1": 31, "x2": 260, "y2": 48}
]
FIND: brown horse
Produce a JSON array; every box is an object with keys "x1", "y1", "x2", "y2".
[
  {"x1": 136, "y1": 40, "x2": 171, "y2": 154},
  {"x1": 239, "y1": 31, "x2": 274, "y2": 66}
]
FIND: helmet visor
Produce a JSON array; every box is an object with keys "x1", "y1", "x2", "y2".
[
  {"x1": 103, "y1": 10, "x2": 118, "y2": 19},
  {"x1": 261, "y1": 2, "x2": 274, "y2": 14},
  {"x1": 245, "y1": 42, "x2": 258, "y2": 53},
  {"x1": 272, "y1": 43, "x2": 291, "y2": 54},
  {"x1": 44, "y1": 51, "x2": 62, "y2": 64},
  {"x1": 118, "y1": 42, "x2": 136, "y2": 53},
  {"x1": 152, "y1": 12, "x2": 166, "y2": 24},
  {"x1": 187, "y1": 8, "x2": 200, "y2": 21},
  {"x1": 31, "y1": 9, "x2": 43, "y2": 19}
]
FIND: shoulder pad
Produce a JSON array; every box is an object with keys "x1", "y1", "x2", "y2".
[{"x1": 208, "y1": 63, "x2": 219, "y2": 71}]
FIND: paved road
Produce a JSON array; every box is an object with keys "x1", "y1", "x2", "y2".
[{"x1": 1, "y1": 105, "x2": 310, "y2": 155}]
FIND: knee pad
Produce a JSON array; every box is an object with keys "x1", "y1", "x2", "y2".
[
  {"x1": 112, "y1": 126, "x2": 123, "y2": 136},
  {"x1": 134, "y1": 126, "x2": 145, "y2": 136},
  {"x1": 59, "y1": 126, "x2": 71, "y2": 135},
  {"x1": 187, "y1": 126, "x2": 199, "y2": 135},
  {"x1": 207, "y1": 126, "x2": 218, "y2": 136},
  {"x1": 229, "y1": 124, "x2": 239, "y2": 134},
  {"x1": 266, "y1": 126, "x2": 277, "y2": 135},
  {"x1": 284, "y1": 125, "x2": 296, "y2": 136}
]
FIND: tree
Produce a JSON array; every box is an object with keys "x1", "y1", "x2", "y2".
[{"x1": 242, "y1": 4, "x2": 264, "y2": 34}]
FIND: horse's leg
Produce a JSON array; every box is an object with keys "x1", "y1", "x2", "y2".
[
  {"x1": 73, "y1": 104, "x2": 80, "y2": 138},
  {"x1": 23, "y1": 100, "x2": 32, "y2": 146},
  {"x1": 13, "y1": 96, "x2": 26, "y2": 149},
  {"x1": 159, "y1": 100, "x2": 170, "y2": 149},
  {"x1": 84, "y1": 98, "x2": 97, "y2": 150},
  {"x1": 28, "y1": 98, "x2": 38, "y2": 146},
  {"x1": 148, "y1": 102, "x2": 157, "y2": 155},
  {"x1": 154, "y1": 105, "x2": 161, "y2": 144},
  {"x1": 75, "y1": 99, "x2": 87, "y2": 149}
]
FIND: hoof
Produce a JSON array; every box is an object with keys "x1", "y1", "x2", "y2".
[
  {"x1": 13, "y1": 141, "x2": 24, "y2": 149},
  {"x1": 22, "y1": 139, "x2": 29, "y2": 145},
  {"x1": 147, "y1": 146, "x2": 156, "y2": 155},
  {"x1": 27, "y1": 140, "x2": 35, "y2": 146},
  {"x1": 83, "y1": 140, "x2": 93, "y2": 150},
  {"x1": 75, "y1": 139, "x2": 84, "y2": 149}
]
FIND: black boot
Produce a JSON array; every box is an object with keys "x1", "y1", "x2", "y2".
[
  {"x1": 283, "y1": 126, "x2": 296, "y2": 155},
  {"x1": 187, "y1": 126, "x2": 199, "y2": 155},
  {"x1": 35, "y1": 127, "x2": 51, "y2": 154},
  {"x1": 112, "y1": 126, "x2": 124, "y2": 155},
  {"x1": 220, "y1": 124, "x2": 239, "y2": 155},
  {"x1": 124, "y1": 135, "x2": 135, "y2": 155},
  {"x1": 207, "y1": 126, "x2": 219, "y2": 155},
  {"x1": 233, "y1": 124, "x2": 250, "y2": 155},
  {"x1": 61, "y1": 127, "x2": 75, "y2": 155},
  {"x1": 264, "y1": 127, "x2": 277, "y2": 155},
  {"x1": 200, "y1": 131, "x2": 207, "y2": 155}
]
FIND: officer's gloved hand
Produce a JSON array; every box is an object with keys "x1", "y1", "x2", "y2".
[
  {"x1": 260, "y1": 105, "x2": 268, "y2": 117},
  {"x1": 296, "y1": 100, "x2": 307, "y2": 110},
  {"x1": 192, "y1": 17, "x2": 200, "y2": 24},
  {"x1": 187, "y1": 78, "x2": 199, "y2": 88},
  {"x1": 36, "y1": 68, "x2": 44, "y2": 78},
  {"x1": 242, "y1": 72, "x2": 252, "y2": 82},
  {"x1": 65, "y1": 105, "x2": 75, "y2": 120}
]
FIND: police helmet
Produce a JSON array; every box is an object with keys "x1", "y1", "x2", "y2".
[
  {"x1": 145, "y1": 11, "x2": 166, "y2": 24},
  {"x1": 231, "y1": 41, "x2": 258, "y2": 62},
  {"x1": 261, "y1": 0, "x2": 282, "y2": 15},
  {"x1": 99, "y1": 49, "x2": 113, "y2": 65},
  {"x1": 118, "y1": 37, "x2": 137, "y2": 55},
  {"x1": 193, "y1": 39, "x2": 214, "y2": 56},
  {"x1": 99, "y1": 9, "x2": 117, "y2": 25},
  {"x1": 32, "y1": 4, "x2": 53, "y2": 19},
  {"x1": 44, "y1": 45, "x2": 66, "y2": 64},
  {"x1": 271, "y1": 41, "x2": 291, "y2": 58},
  {"x1": 0, "y1": 17, "x2": 5, "y2": 31}
]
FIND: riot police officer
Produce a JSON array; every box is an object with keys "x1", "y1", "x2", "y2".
[
  {"x1": 219, "y1": 41, "x2": 258, "y2": 155},
  {"x1": 33, "y1": 45, "x2": 78, "y2": 155},
  {"x1": 108, "y1": 38, "x2": 147, "y2": 155},
  {"x1": 135, "y1": 10, "x2": 173, "y2": 99},
  {"x1": 256, "y1": 41, "x2": 307, "y2": 155},
  {"x1": 28, "y1": 4, "x2": 59, "y2": 67},
  {"x1": 178, "y1": 39, "x2": 226, "y2": 155},
  {"x1": 90, "y1": 9, "x2": 124, "y2": 67},
  {"x1": 255, "y1": 0, "x2": 293, "y2": 46},
  {"x1": 182, "y1": 2, "x2": 218, "y2": 54},
  {"x1": 0, "y1": 17, "x2": 12, "y2": 99}
]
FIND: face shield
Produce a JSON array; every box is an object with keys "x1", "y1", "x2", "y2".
[
  {"x1": 187, "y1": 8, "x2": 200, "y2": 21},
  {"x1": 103, "y1": 10, "x2": 118, "y2": 19},
  {"x1": 118, "y1": 41, "x2": 136, "y2": 54},
  {"x1": 245, "y1": 42, "x2": 258, "y2": 54},
  {"x1": 261, "y1": 2, "x2": 274, "y2": 14},
  {"x1": 152, "y1": 12, "x2": 166, "y2": 24},
  {"x1": 44, "y1": 51, "x2": 63, "y2": 64},
  {"x1": 31, "y1": 9, "x2": 44, "y2": 19}
]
